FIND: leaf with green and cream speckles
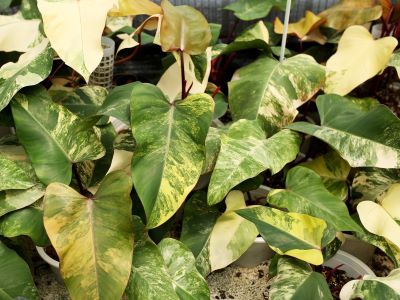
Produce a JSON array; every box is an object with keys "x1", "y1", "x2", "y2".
[
  {"x1": 236, "y1": 206, "x2": 328, "y2": 265},
  {"x1": 207, "y1": 120, "x2": 300, "y2": 205},
  {"x1": 301, "y1": 150, "x2": 350, "y2": 200},
  {"x1": 229, "y1": 54, "x2": 324, "y2": 136},
  {"x1": 209, "y1": 191, "x2": 258, "y2": 271},
  {"x1": 352, "y1": 168, "x2": 400, "y2": 204},
  {"x1": 11, "y1": 86, "x2": 105, "y2": 185},
  {"x1": 98, "y1": 82, "x2": 139, "y2": 126},
  {"x1": 220, "y1": 21, "x2": 269, "y2": 55},
  {"x1": 269, "y1": 257, "x2": 332, "y2": 300},
  {"x1": 180, "y1": 191, "x2": 220, "y2": 277},
  {"x1": 0, "y1": 145, "x2": 38, "y2": 191},
  {"x1": 389, "y1": 51, "x2": 400, "y2": 79},
  {"x1": 288, "y1": 94, "x2": 400, "y2": 168},
  {"x1": 159, "y1": 238, "x2": 210, "y2": 299},
  {"x1": 43, "y1": 171, "x2": 133, "y2": 300},
  {"x1": 0, "y1": 39, "x2": 53, "y2": 112},
  {"x1": 0, "y1": 207, "x2": 50, "y2": 246},
  {"x1": 0, "y1": 241, "x2": 39, "y2": 300},
  {"x1": 127, "y1": 217, "x2": 209, "y2": 300},
  {"x1": 202, "y1": 126, "x2": 227, "y2": 175},
  {"x1": 268, "y1": 166, "x2": 361, "y2": 232},
  {"x1": 130, "y1": 83, "x2": 213, "y2": 228},
  {"x1": 340, "y1": 268, "x2": 400, "y2": 300},
  {"x1": 0, "y1": 185, "x2": 44, "y2": 217}
]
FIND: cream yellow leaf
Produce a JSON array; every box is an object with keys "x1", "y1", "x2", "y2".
[
  {"x1": 380, "y1": 183, "x2": 400, "y2": 221},
  {"x1": 357, "y1": 201, "x2": 400, "y2": 248},
  {"x1": 108, "y1": 0, "x2": 161, "y2": 17},
  {"x1": 274, "y1": 11, "x2": 325, "y2": 40},
  {"x1": 157, "y1": 48, "x2": 212, "y2": 101},
  {"x1": 106, "y1": 16, "x2": 133, "y2": 32},
  {"x1": 37, "y1": 0, "x2": 116, "y2": 82},
  {"x1": 0, "y1": 12, "x2": 42, "y2": 52},
  {"x1": 325, "y1": 25, "x2": 397, "y2": 95}
]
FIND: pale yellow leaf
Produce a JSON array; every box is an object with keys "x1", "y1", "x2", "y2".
[
  {"x1": 357, "y1": 201, "x2": 400, "y2": 248},
  {"x1": 106, "y1": 16, "x2": 133, "y2": 32},
  {"x1": 325, "y1": 25, "x2": 397, "y2": 95},
  {"x1": 108, "y1": 0, "x2": 161, "y2": 17},
  {"x1": 379, "y1": 183, "x2": 400, "y2": 221},
  {"x1": 274, "y1": 11, "x2": 325, "y2": 39},
  {"x1": 0, "y1": 12, "x2": 42, "y2": 52},
  {"x1": 38, "y1": 0, "x2": 116, "y2": 82}
]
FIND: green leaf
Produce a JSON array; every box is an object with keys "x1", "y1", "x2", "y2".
[
  {"x1": 0, "y1": 207, "x2": 50, "y2": 246},
  {"x1": 98, "y1": 82, "x2": 139, "y2": 126},
  {"x1": 202, "y1": 126, "x2": 226, "y2": 175},
  {"x1": 131, "y1": 83, "x2": 213, "y2": 228},
  {"x1": 159, "y1": 0, "x2": 211, "y2": 55},
  {"x1": 236, "y1": 206, "x2": 328, "y2": 265},
  {"x1": 0, "y1": 185, "x2": 44, "y2": 217},
  {"x1": 0, "y1": 39, "x2": 53, "y2": 112},
  {"x1": 20, "y1": 0, "x2": 42, "y2": 20},
  {"x1": 0, "y1": 241, "x2": 39, "y2": 300},
  {"x1": 43, "y1": 171, "x2": 133, "y2": 300},
  {"x1": 340, "y1": 268, "x2": 400, "y2": 300},
  {"x1": 114, "y1": 130, "x2": 136, "y2": 151},
  {"x1": 207, "y1": 120, "x2": 300, "y2": 205},
  {"x1": 0, "y1": 0, "x2": 11, "y2": 10},
  {"x1": 268, "y1": 166, "x2": 361, "y2": 232},
  {"x1": 180, "y1": 191, "x2": 220, "y2": 277},
  {"x1": 0, "y1": 145, "x2": 37, "y2": 191},
  {"x1": 229, "y1": 54, "x2": 325, "y2": 136},
  {"x1": 288, "y1": 94, "x2": 400, "y2": 168},
  {"x1": 209, "y1": 23, "x2": 222, "y2": 46},
  {"x1": 220, "y1": 21, "x2": 270, "y2": 55},
  {"x1": 389, "y1": 51, "x2": 400, "y2": 79},
  {"x1": 209, "y1": 191, "x2": 258, "y2": 271},
  {"x1": 269, "y1": 257, "x2": 332, "y2": 300},
  {"x1": 300, "y1": 150, "x2": 350, "y2": 200},
  {"x1": 225, "y1": 0, "x2": 286, "y2": 21},
  {"x1": 11, "y1": 86, "x2": 105, "y2": 185}
]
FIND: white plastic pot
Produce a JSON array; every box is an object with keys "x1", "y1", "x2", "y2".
[{"x1": 36, "y1": 246, "x2": 63, "y2": 284}]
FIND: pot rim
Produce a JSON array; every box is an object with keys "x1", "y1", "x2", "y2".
[{"x1": 36, "y1": 246, "x2": 59, "y2": 268}]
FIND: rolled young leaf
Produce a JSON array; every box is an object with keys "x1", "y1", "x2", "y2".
[
  {"x1": 130, "y1": 83, "x2": 213, "y2": 228},
  {"x1": 43, "y1": 171, "x2": 133, "y2": 300},
  {"x1": 288, "y1": 94, "x2": 400, "y2": 169},
  {"x1": 11, "y1": 86, "x2": 105, "y2": 185}
]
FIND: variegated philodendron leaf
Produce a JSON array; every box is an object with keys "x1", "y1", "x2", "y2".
[
  {"x1": 352, "y1": 168, "x2": 400, "y2": 205},
  {"x1": 49, "y1": 85, "x2": 108, "y2": 119},
  {"x1": 207, "y1": 120, "x2": 300, "y2": 205},
  {"x1": 0, "y1": 145, "x2": 37, "y2": 191},
  {"x1": 0, "y1": 185, "x2": 44, "y2": 217},
  {"x1": 288, "y1": 94, "x2": 400, "y2": 168},
  {"x1": 0, "y1": 207, "x2": 50, "y2": 246},
  {"x1": 236, "y1": 206, "x2": 328, "y2": 265},
  {"x1": 224, "y1": 0, "x2": 286, "y2": 21},
  {"x1": 180, "y1": 191, "x2": 220, "y2": 277},
  {"x1": 202, "y1": 126, "x2": 227, "y2": 175},
  {"x1": 389, "y1": 51, "x2": 400, "y2": 79},
  {"x1": 220, "y1": 20, "x2": 269, "y2": 55},
  {"x1": 340, "y1": 268, "x2": 400, "y2": 300},
  {"x1": 300, "y1": 150, "x2": 350, "y2": 200},
  {"x1": 228, "y1": 54, "x2": 324, "y2": 136},
  {"x1": 131, "y1": 83, "x2": 213, "y2": 228},
  {"x1": 114, "y1": 130, "x2": 136, "y2": 152},
  {"x1": 0, "y1": 39, "x2": 53, "y2": 112},
  {"x1": 11, "y1": 86, "x2": 105, "y2": 185},
  {"x1": 127, "y1": 217, "x2": 209, "y2": 300},
  {"x1": 267, "y1": 166, "x2": 361, "y2": 232},
  {"x1": 37, "y1": 0, "x2": 114, "y2": 81},
  {"x1": 0, "y1": 241, "x2": 39, "y2": 300},
  {"x1": 43, "y1": 171, "x2": 133, "y2": 300},
  {"x1": 98, "y1": 82, "x2": 139, "y2": 126},
  {"x1": 209, "y1": 191, "x2": 258, "y2": 271},
  {"x1": 269, "y1": 257, "x2": 332, "y2": 300}
]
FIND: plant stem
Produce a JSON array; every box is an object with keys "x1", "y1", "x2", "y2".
[{"x1": 179, "y1": 50, "x2": 187, "y2": 99}]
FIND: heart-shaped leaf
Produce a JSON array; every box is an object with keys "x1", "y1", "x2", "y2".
[
  {"x1": 0, "y1": 39, "x2": 53, "y2": 112},
  {"x1": 269, "y1": 257, "x2": 332, "y2": 300},
  {"x1": 11, "y1": 86, "x2": 105, "y2": 185},
  {"x1": 267, "y1": 166, "x2": 361, "y2": 232},
  {"x1": 131, "y1": 83, "x2": 213, "y2": 228},
  {"x1": 288, "y1": 94, "x2": 400, "y2": 168},
  {"x1": 43, "y1": 171, "x2": 133, "y2": 300},
  {"x1": 325, "y1": 25, "x2": 397, "y2": 95},
  {"x1": 207, "y1": 120, "x2": 300, "y2": 205},
  {"x1": 224, "y1": 0, "x2": 286, "y2": 21},
  {"x1": 0, "y1": 185, "x2": 44, "y2": 218},
  {"x1": 229, "y1": 54, "x2": 324, "y2": 136}
]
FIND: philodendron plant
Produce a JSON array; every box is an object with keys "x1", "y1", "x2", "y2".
[{"x1": 1, "y1": 0, "x2": 400, "y2": 299}]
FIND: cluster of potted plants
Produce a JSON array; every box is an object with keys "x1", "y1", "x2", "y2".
[{"x1": 0, "y1": 0, "x2": 400, "y2": 299}]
